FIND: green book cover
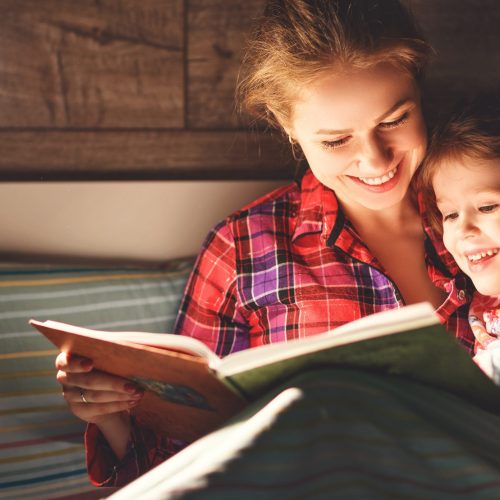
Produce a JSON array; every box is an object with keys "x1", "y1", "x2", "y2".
[
  {"x1": 217, "y1": 303, "x2": 500, "y2": 414},
  {"x1": 31, "y1": 302, "x2": 500, "y2": 441}
]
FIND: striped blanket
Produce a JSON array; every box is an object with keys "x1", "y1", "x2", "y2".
[{"x1": 0, "y1": 261, "x2": 192, "y2": 500}]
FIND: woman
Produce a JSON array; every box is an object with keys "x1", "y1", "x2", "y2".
[{"x1": 55, "y1": 0, "x2": 474, "y2": 487}]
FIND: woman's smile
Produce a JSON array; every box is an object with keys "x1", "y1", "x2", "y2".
[
  {"x1": 289, "y1": 64, "x2": 427, "y2": 213},
  {"x1": 357, "y1": 165, "x2": 398, "y2": 186}
]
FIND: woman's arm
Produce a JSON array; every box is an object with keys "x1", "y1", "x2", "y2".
[
  {"x1": 174, "y1": 219, "x2": 249, "y2": 355},
  {"x1": 55, "y1": 219, "x2": 250, "y2": 486},
  {"x1": 55, "y1": 351, "x2": 143, "y2": 459}
]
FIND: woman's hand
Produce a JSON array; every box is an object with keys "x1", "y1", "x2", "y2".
[
  {"x1": 55, "y1": 351, "x2": 144, "y2": 459},
  {"x1": 55, "y1": 351, "x2": 144, "y2": 424}
]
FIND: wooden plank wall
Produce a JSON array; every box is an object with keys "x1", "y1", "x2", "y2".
[{"x1": 0, "y1": 0, "x2": 498, "y2": 181}]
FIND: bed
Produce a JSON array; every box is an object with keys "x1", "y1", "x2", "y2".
[{"x1": 1, "y1": 1, "x2": 500, "y2": 499}]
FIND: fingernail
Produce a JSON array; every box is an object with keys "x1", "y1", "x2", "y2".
[
  {"x1": 124, "y1": 383, "x2": 141, "y2": 394},
  {"x1": 128, "y1": 400, "x2": 140, "y2": 406},
  {"x1": 80, "y1": 359, "x2": 93, "y2": 369}
]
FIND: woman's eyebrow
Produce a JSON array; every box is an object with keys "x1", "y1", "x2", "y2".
[
  {"x1": 375, "y1": 98, "x2": 412, "y2": 122},
  {"x1": 314, "y1": 98, "x2": 413, "y2": 136}
]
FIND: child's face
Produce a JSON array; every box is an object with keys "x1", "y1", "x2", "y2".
[{"x1": 433, "y1": 157, "x2": 500, "y2": 297}]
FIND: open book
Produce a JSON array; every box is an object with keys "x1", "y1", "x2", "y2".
[{"x1": 30, "y1": 302, "x2": 500, "y2": 442}]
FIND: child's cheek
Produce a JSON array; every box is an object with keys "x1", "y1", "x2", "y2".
[
  {"x1": 442, "y1": 228, "x2": 469, "y2": 276},
  {"x1": 442, "y1": 229, "x2": 456, "y2": 259}
]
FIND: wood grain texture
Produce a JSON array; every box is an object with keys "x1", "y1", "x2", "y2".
[
  {"x1": 187, "y1": 0, "x2": 266, "y2": 128},
  {"x1": 0, "y1": 0, "x2": 184, "y2": 128},
  {"x1": 0, "y1": 1, "x2": 499, "y2": 180},
  {"x1": 0, "y1": 130, "x2": 296, "y2": 181}
]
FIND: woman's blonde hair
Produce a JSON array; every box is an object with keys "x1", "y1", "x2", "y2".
[
  {"x1": 419, "y1": 88, "x2": 500, "y2": 232},
  {"x1": 237, "y1": 0, "x2": 432, "y2": 131}
]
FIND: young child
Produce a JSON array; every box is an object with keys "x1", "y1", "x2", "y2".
[{"x1": 420, "y1": 89, "x2": 500, "y2": 379}]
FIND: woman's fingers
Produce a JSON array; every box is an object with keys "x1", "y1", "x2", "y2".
[
  {"x1": 64, "y1": 386, "x2": 143, "y2": 405},
  {"x1": 57, "y1": 368, "x2": 142, "y2": 396},
  {"x1": 54, "y1": 351, "x2": 143, "y2": 425},
  {"x1": 61, "y1": 382, "x2": 143, "y2": 425},
  {"x1": 55, "y1": 351, "x2": 93, "y2": 372},
  {"x1": 69, "y1": 399, "x2": 140, "y2": 424}
]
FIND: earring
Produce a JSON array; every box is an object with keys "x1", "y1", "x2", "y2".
[{"x1": 288, "y1": 135, "x2": 302, "y2": 162}]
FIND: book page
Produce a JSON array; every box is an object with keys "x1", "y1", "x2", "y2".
[
  {"x1": 41, "y1": 320, "x2": 220, "y2": 364},
  {"x1": 218, "y1": 302, "x2": 438, "y2": 376}
]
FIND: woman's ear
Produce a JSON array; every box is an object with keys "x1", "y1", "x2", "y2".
[{"x1": 266, "y1": 105, "x2": 293, "y2": 137}]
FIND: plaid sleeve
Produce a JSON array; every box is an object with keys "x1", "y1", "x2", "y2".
[
  {"x1": 85, "y1": 418, "x2": 188, "y2": 487},
  {"x1": 86, "y1": 220, "x2": 251, "y2": 486},
  {"x1": 174, "y1": 219, "x2": 250, "y2": 356}
]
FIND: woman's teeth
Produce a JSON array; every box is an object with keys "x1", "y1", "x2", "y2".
[
  {"x1": 467, "y1": 249, "x2": 498, "y2": 262},
  {"x1": 358, "y1": 167, "x2": 397, "y2": 185}
]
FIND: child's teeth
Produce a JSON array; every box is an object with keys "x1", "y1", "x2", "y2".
[
  {"x1": 467, "y1": 249, "x2": 498, "y2": 262},
  {"x1": 359, "y1": 167, "x2": 397, "y2": 185}
]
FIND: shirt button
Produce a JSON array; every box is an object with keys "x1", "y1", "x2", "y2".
[{"x1": 457, "y1": 289, "x2": 466, "y2": 301}]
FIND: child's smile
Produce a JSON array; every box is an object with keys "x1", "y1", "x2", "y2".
[
  {"x1": 464, "y1": 248, "x2": 499, "y2": 274},
  {"x1": 433, "y1": 157, "x2": 500, "y2": 297}
]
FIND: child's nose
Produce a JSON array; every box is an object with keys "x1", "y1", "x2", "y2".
[{"x1": 457, "y1": 216, "x2": 480, "y2": 238}]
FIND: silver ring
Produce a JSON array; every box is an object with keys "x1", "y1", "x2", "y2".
[{"x1": 79, "y1": 388, "x2": 89, "y2": 404}]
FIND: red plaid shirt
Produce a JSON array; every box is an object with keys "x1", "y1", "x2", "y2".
[{"x1": 87, "y1": 169, "x2": 474, "y2": 486}]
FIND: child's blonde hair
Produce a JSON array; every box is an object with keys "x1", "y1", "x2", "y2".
[
  {"x1": 236, "y1": 0, "x2": 431, "y2": 132},
  {"x1": 419, "y1": 89, "x2": 500, "y2": 232}
]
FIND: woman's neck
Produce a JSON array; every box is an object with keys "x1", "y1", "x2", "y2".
[
  {"x1": 341, "y1": 194, "x2": 421, "y2": 238},
  {"x1": 339, "y1": 193, "x2": 445, "y2": 307}
]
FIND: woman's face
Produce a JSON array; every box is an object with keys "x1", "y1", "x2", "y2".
[{"x1": 288, "y1": 64, "x2": 427, "y2": 212}]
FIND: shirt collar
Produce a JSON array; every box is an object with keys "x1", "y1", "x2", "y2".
[
  {"x1": 292, "y1": 169, "x2": 337, "y2": 243},
  {"x1": 292, "y1": 169, "x2": 376, "y2": 263},
  {"x1": 292, "y1": 170, "x2": 461, "y2": 276},
  {"x1": 417, "y1": 190, "x2": 460, "y2": 277}
]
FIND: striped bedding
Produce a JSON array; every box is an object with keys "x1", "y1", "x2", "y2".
[
  {"x1": 109, "y1": 369, "x2": 500, "y2": 500},
  {"x1": 0, "y1": 260, "x2": 193, "y2": 500}
]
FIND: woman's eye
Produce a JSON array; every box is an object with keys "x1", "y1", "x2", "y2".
[
  {"x1": 321, "y1": 136, "x2": 350, "y2": 151},
  {"x1": 479, "y1": 204, "x2": 499, "y2": 213},
  {"x1": 379, "y1": 111, "x2": 409, "y2": 129},
  {"x1": 442, "y1": 212, "x2": 458, "y2": 222}
]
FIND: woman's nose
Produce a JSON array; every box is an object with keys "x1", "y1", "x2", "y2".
[{"x1": 358, "y1": 134, "x2": 392, "y2": 172}]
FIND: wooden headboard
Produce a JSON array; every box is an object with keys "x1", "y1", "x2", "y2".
[
  {"x1": 0, "y1": 0, "x2": 499, "y2": 182},
  {"x1": 0, "y1": 0, "x2": 295, "y2": 182}
]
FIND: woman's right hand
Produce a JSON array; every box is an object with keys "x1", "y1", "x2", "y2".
[{"x1": 55, "y1": 351, "x2": 144, "y2": 426}]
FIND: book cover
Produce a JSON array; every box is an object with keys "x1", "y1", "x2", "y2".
[
  {"x1": 30, "y1": 302, "x2": 500, "y2": 443},
  {"x1": 30, "y1": 320, "x2": 246, "y2": 443}
]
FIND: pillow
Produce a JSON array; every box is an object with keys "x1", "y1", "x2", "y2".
[{"x1": 0, "y1": 258, "x2": 193, "y2": 499}]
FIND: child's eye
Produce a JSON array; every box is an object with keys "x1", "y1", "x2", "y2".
[
  {"x1": 321, "y1": 136, "x2": 351, "y2": 151},
  {"x1": 379, "y1": 111, "x2": 409, "y2": 129},
  {"x1": 442, "y1": 212, "x2": 458, "y2": 222},
  {"x1": 479, "y1": 204, "x2": 498, "y2": 213}
]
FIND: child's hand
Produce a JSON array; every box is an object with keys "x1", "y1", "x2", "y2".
[{"x1": 473, "y1": 340, "x2": 500, "y2": 384}]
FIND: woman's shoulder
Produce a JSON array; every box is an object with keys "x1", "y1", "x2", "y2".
[
  {"x1": 227, "y1": 180, "x2": 300, "y2": 221},
  {"x1": 204, "y1": 180, "x2": 301, "y2": 246}
]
